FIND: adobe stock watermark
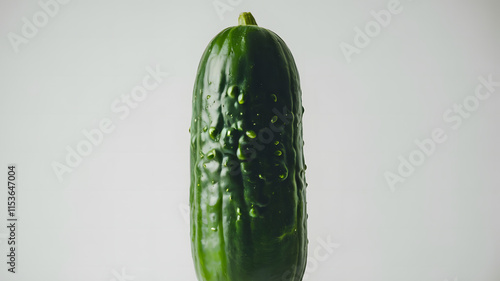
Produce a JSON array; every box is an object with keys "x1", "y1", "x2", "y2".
[
  {"x1": 340, "y1": 0, "x2": 404, "y2": 63},
  {"x1": 213, "y1": 0, "x2": 245, "y2": 21},
  {"x1": 8, "y1": 0, "x2": 71, "y2": 53},
  {"x1": 385, "y1": 74, "x2": 499, "y2": 191},
  {"x1": 51, "y1": 65, "x2": 171, "y2": 183},
  {"x1": 109, "y1": 267, "x2": 135, "y2": 281},
  {"x1": 282, "y1": 235, "x2": 340, "y2": 280}
]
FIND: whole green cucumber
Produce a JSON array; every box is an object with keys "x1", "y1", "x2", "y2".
[{"x1": 190, "y1": 12, "x2": 307, "y2": 281}]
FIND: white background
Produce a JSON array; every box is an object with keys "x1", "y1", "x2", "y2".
[{"x1": 0, "y1": 0, "x2": 499, "y2": 280}]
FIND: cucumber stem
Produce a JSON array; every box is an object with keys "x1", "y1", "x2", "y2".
[{"x1": 238, "y1": 12, "x2": 258, "y2": 26}]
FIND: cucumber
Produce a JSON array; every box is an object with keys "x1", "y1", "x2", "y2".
[{"x1": 190, "y1": 12, "x2": 307, "y2": 281}]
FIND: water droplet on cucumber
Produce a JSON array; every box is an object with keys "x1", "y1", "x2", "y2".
[
  {"x1": 249, "y1": 207, "x2": 258, "y2": 217},
  {"x1": 238, "y1": 91, "x2": 246, "y2": 104},
  {"x1": 207, "y1": 149, "x2": 216, "y2": 160},
  {"x1": 246, "y1": 130, "x2": 256, "y2": 138},
  {"x1": 227, "y1": 85, "x2": 239, "y2": 98},
  {"x1": 209, "y1": 127, "x2": 217, "y2": 140}
]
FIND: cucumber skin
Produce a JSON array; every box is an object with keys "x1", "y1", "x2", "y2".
[{"x1": 190, "y1": 24, "x2": 307, "y2": 281}]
